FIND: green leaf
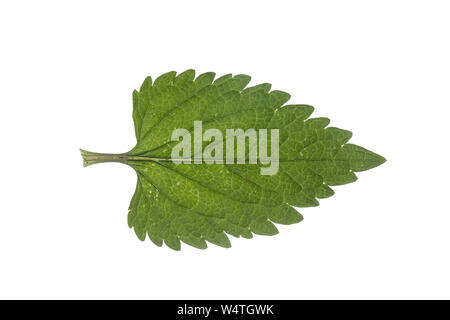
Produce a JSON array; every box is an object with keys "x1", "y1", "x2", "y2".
[{"x1": 81, "y1": 70, "x2": 385, "y2": 250}]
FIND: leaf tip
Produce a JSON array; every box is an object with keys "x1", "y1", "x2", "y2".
[{"x1": 372, "y1": 153, "x2": 387, "y2": 168}]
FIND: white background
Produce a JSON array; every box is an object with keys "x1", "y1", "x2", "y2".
[{"x1": 0, "y1": 0, "x2": 449, "y2": 299}]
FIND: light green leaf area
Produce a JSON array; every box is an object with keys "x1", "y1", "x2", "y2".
[{"x1": 81, "y1": 70, "x2": 385, "y2": 250}]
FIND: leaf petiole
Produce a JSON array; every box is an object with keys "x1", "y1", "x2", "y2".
[{"x1": 80, "y1": 149, "x2": 172, "y2": 167}]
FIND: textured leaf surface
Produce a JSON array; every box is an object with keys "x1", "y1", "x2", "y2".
[{"x1": 82, "y1": 70, "x2": 385, "y2": 250}]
